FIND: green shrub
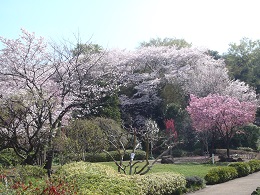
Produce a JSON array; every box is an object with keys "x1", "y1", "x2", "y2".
[
  {"x1": 137, "y1": 172, "x2": 186, "y2": 195},
  {"x1": 228, "y1": 162, "x2": 251, "y2": 177},
  {"x1": 85, "y1": 150, "x2": 146, "y2": 162},
  {"x1": 172, "y1": 149, "x2": 184, "y2": 157},
  {"x1": 55, "y1": 161, "x2": 142, "y2": 195},
  {"x1": 16, "y1": 165, "x2": 46, "y2": 181},
  {"x1": 185, "y1": 176, "x2": 204, "y2": 189},
  {"x1": 0, "y1": 148, "x2": 22, "y2": 167},
  {"x1": 204, "y1": 166, "x2": 238, "y2": 184},
  {"x1": 252, "y1": 187, "x2": 260, "y2": 195},
  {"x1": 85, "y1": 152, "x2": 109, "y2": 162},
  {"x1": 248, "y1": 160, "x2": 260, "y2": 173}
]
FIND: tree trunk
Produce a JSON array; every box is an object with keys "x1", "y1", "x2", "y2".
[
  {"x1": 226, "y1": 139, "x2": 230, "y2": 158},
  {"x1": 227, "y1": 146, "x2": 230, "y2": 158},
  {"x1": 44, "y1": 150, "x2": 53, "y2": 177},
  {"x1": 22, "y1": 155, "x2": 35, "y2": 165}
]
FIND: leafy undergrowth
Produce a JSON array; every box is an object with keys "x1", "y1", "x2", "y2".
[{"x1": 0, "y1": 162, "x2": 188, "y2": 194}]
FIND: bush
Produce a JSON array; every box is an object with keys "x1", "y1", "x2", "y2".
[
  {"x1": 137, "y1": 172, "x2": 186, "y2": 195},
  {"x1": 85, "y1": 152, "x2": 109, "y2": 162},
  {"x1": 252, "y1": 187, "x2": 260, "y2": 195},
  {"x1": 228, "y1": 162, "x2": 251, "y2": 177},
  {"x1": 55, "y1": 162, "x2": 187, "y2": 194},
  {"x1": 185, "y1": 176, "x2": 204, "y2": 190},
  {"x1": 85, "y1": 150, "x2": 146, "y2": 162},
  {"x1": 248, "y1": 160, "x2": 260, "y2": 173},
  {"x1": 0, "y1": 148, "x2": 22, "y2": 167},
  {"x1": 15, "y1": 165, "x2": 47, "y2": 181},
  {"x1": 204, "y1": 166, "x2": 238, "y2": 184},
  {"x1": 55, "y1": 161, "x2": 142, "y2": 195},
  {"x1": 171, "y1": 149, "x2": 184, "y2": 157}
]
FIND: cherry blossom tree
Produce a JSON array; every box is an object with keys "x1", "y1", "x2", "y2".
[
  {"x1": 187, "y1": 94, "x2": 257, "y2": 157},
  {"x1": 114, "y1": 46, "x2": 258, "y2": 128},
  {"x1": 0, "y1": 30, "x2": 127, "y2": 171}
]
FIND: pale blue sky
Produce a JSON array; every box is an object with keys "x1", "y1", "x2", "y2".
[{"x1": 1, "y1": 0, "x2": 260, "y2": 53}]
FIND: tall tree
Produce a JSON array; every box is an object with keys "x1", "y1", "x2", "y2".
[
  {"x1": 224, "y1": 37, "x2": 260, "y2": 94},
  {"x1": 187, "y1": 94, "x2": 257, "y2": 157},
  {"x1": 0, "y1": 30, "x2": 127, "y2": 171},
  {"x1": 139, "y1": 37, "x2": 192, "y2": 49},
  {"x1": 114, "y1": 46, "x2": 256, "y2": 128}
]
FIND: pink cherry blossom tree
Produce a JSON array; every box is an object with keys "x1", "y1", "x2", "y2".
[
  {"x1": 0, "y1": 30, "x2": 127, "y2": 171},
  {"x1": 187, "y1": 94, "x2": 257, "y2": 157},
  {"x1": 114, "y1": 46, "x2": 258, "y2": 128}
]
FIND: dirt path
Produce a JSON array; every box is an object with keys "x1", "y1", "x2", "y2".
[{"x1": 186, "y1": 171, "x2": 260, "y2": 195}]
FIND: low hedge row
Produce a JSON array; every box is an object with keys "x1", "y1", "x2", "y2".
[
  {"x1": 228, "y1": 162, "x2": 251, "y2": 177},
  {"x1": 205, "y1": 159, "x2": 260, "y2": 185},
  {"x1": 137, "y1": 172, "x2": 186, "y2": 195},
  {"x1": 85, "y1": 150, "x2": 146, "y2": 162},
  {"x1": 204, "y1": 166, "x2": 238, "y2": 184},
  {"x1": 55, "y1": 161, "x2": 186, "y2": 195}
]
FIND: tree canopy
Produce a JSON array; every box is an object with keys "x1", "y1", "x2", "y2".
[
  {"x1": 224, "y1": 37, "x2": 260, "y2": 94},
  {"x1": 187, "y1": 94, "x2": 257, "y2": 157}
]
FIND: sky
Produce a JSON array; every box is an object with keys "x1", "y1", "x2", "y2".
[{"x1": 1, "y1": 0, "x2": 260, "y2": 53}]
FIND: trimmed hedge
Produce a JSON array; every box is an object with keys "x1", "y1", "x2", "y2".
[
  {"x1": 204, "y1": 166, "x2": 238, "y2": 184},
  {"x1": 248, "y1": 160, "x2": 260, "y2": 173},
  {"x1": 55, "y1": 161, "x2": 186, "y2": 195},
  {"x1": 55, "y1": 161, "x2": 141, "y2": 195},
  {"x1": 137, "y1": 172, "x2": 186, "y2": 195},
  {"x1": 205, "y1": 160, "x2": 260, "y2": 185},
  {"x1": 228, "y1": 162, "x2": 251, "y2": 177},
  {"x1": 85, "y1": 150, "x2": 146, "y2": 162}
]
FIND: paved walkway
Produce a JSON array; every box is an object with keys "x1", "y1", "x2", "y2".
[{"x1": 186, "y1": 171, "x2": 260, "y2": 195}]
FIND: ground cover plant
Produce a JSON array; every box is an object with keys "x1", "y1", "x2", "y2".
[{"x1": 0, "y1": 162, "x2": 192, "y2": 194}]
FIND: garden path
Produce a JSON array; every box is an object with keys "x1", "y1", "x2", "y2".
[{"x1": 186, "y1": 171, "x2": 260, "y2": 195}]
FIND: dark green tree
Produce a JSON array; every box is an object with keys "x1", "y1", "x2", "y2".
[
  {"x1": 139, "y1": 37, "x2": 192, "y2": 49},
  {"x1": 206, "y1": 50, "x2": 222, "y2": 60},
  {"x1": 72, "y1": 43, "x2": 103, "y2": 56},
  {"x1": 224, "y1": 37, "x2": 260, "y2": 94}
]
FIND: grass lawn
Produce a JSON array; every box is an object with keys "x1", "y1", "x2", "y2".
[{"x1": 99, "y1": 161, "x2": 217, "y2": 178}]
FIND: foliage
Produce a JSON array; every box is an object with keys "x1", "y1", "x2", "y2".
[
  {"x1": 159, "y1": 83, "x2": 187, "y2": 108},
  {"x1": 228, "y1": 162, "x2": 251, "y2": 177},
  {"x1": 67, "y1": 119, "x2": 107, "y2": 153},
  {"x1": 118, "y1": 45, "x2": 255, "y2": 128},
  {"x1": 0, "y1": 29, "x2": 126, "y2": 166},
  {"x1": 95, "y1": 94, "x2": 122, "y2": 123},
  {"x1": 165, "y1": 119, "x2": 178, "y2": 140},
  {"x1": 248, "y1": 160, "x2": 260, "y2": 173},
  {"x1": 187, "y1": 94, "x2": 257, "y2": 157},
  {"x1": 233, "y1": 125, "x2": 260, "y2": 150},
  {"x1": 84, "y1": 150, "x2": 146, "y2": 162},
  {"x1": 185, "y1": 176, "x2": 205, "y2": 191},
  {"x1": 0, "y1": 174, "x2": 77, "y2": 195},
  {"x1": 92, "y1": 117, "x2": 129, "y2": 150},
  {"x1": 139, "y1": 37, "x2": 192, "y2": 49},
  {"x1": 72, "y1": 43, "x2": 103, "y2": 56},
  {"x1": 0, "y1": 148, "x2": 23, "y2": 167},
  {"x1": 224, "y1": 37, "x2": 260, "y2": 94},
  {"x1": 55, "y1": 161, "x2": 142, "y2": 194},
  {"x1": 137, "y1": 172, "x2": 186, "y2": 195},
  {"x1": 14, "y1": 165, "x2": 47, "y2": 182},
  {"x1": 252, "y1": 187, "x2": 260, "y2": 195},
  {"x1": 204, "y1": 166, "x2": 238, "y2": 184}
]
